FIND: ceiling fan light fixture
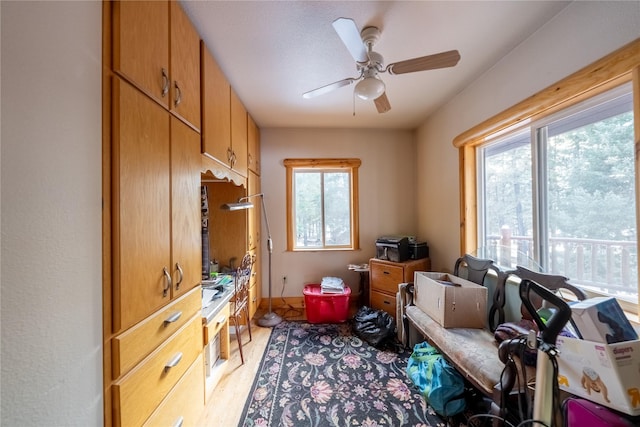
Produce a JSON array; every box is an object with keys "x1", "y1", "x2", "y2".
[{"x1": 354, "y1": 77, "x2": 385, "y2": 100}]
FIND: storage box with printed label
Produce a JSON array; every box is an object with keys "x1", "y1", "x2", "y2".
[
  {"x1": 414, "y1": 272, "x2": 487, "y2": 328},
  {"x1": 556, "y1": 335, "x2": 640, "y2": 416}
]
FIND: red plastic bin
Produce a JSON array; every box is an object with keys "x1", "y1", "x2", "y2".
[{"x1": 303, "y1": 284, "x2": 351, "y2": 323}]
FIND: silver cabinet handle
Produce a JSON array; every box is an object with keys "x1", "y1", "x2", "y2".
[
  {"x1": 164, "y1": 352, "x2": 183, "y2": 373},
  {"x1": 172, "y1": 416, "x2": 184, "y2": 427},
  {"x1": 175, "y1": 263, "x2": 184, "y2": 290},
  {"x1": 161, "y1": 68, "x2": 169, "y2": 98},
  {"x1": 217, "y1": 315, "x2": 227, "y2": 325},
  {"x1": 163, "y1": 311, "x2": 182, "y2": 326},
  {"x1": 162, "y1": 267, "x2": 172, "y2": 297},
  {"x1": 173, "y1": 81, "x2": 182, "y2": 107},
  {"x1": 226, "y1": 147, "x2": 233, "y2": 163}
]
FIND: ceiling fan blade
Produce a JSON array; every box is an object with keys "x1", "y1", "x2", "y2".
[
  {"x1": 303, "y1": 78, "x2": 357, "y2": 99},
  {"x1": 332, "y1": 18, "x2": 368, "y2": 64},
  {"x1": 374, "y1": 92, "x2": 391, "y2": 114},
  {"x1": 387, "y1": 50, "x2": 461, "y2": 75}
]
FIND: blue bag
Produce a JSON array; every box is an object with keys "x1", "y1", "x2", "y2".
[{"x1": 406, "y1": 341, "x2": 466, "y2": 417}]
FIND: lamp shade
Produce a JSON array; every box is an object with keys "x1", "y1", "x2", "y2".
[{"x1": 354, "y1": 77, "x2": 385, "y2": 100}]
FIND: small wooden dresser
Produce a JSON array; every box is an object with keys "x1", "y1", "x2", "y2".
[{"x1": 369, "y1": 257, "x2": 430, "y2": 317}]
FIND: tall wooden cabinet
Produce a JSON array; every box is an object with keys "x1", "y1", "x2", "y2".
[{"x1": 106, "y1": 1, "x2": 204, "y2": 426}]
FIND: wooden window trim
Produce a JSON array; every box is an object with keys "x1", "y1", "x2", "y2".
[
  {"x1": 454, "y1": 38, "x2": 640, "y2": 316},
  {"x1": 284, "y1": 158, "x2": 361, "y2": 251}
]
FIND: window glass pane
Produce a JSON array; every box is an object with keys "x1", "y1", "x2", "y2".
[
  {"x1": 324, "y1": 172, "x2": 351, "y2": 246},
  {"x1": 545, "y1": 93, "x2": 636, "y2": 303},
  {"x1": 294, "y1": 171, "x2": 322, "y2": 248},
  {"x1": 481, "y1": 131, "x2": 534, "y2": 269}
]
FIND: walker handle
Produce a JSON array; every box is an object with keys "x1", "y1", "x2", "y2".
[{"x1": 519, "y1": 279, "x2": 572, "y2": 345}]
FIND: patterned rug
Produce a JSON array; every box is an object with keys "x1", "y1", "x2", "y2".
[{"x1": 238, "y1": 321, "x2": 446, "y2": 427}]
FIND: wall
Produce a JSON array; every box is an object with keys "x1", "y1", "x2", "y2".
[
  {"x1": 1, "y1": 2, "x2": 103, "y2": 425},
  {"x1": 416, "y1": 1, "x2": 640, "y2": 272},
  {"x1": 260, "y1": 128, "x2": 417, "y2": 297}
]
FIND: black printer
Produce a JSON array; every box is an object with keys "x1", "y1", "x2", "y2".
[{"x1": 375, "y1": 236, "x2": 410, "y2": 262}]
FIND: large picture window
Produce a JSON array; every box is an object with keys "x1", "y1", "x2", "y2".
[
  {"x1": 479, "y1": 84, "x2": 637, "y2": 307},
  {"x1": 284, "y1": 159, "x2": 361, "y2": 251}
]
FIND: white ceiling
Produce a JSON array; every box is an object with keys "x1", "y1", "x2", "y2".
[{"x1": 181, "y1": 1, "x2": 570, "y2": 130}]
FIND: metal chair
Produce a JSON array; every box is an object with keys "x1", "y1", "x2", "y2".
[{"x1": 230, "y1": 253, "x2": 253, "y2": 365}]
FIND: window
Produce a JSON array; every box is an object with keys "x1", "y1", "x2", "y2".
[
  {"x1": 284, "y1": 159, "x2": 361, "y2": 251},
  {"x1": 454, "y1": 39, "x2": 640, "y2": 315},
  {"x1": 479, "y1": 84, "x2": 637, "y2": 308}
]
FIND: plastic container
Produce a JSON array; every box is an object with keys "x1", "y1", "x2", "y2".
[{"x1": 303, "y1": 284, "x2": 351, "y2": 323}]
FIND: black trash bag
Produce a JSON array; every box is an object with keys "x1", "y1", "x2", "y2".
[{"x1": 353, "y1": 306, "x2": 396, "y2": 348}]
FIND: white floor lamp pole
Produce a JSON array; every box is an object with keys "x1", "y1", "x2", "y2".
[{"x1": 221, "y1": 193, "x2": 282, "y2": 327}]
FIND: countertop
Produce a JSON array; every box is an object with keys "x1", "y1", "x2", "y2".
[{"x1": 201, "y1": 281, "x2": 235, "y2": 324}]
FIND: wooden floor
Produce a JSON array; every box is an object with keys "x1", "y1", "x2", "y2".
[{"x1": 197, "y1": 308, "x2": 305, "y2": 426}]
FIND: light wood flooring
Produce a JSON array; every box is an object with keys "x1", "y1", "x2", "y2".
[{"x1": 197, "y1": 308, "x2": 305, "y2": 426}]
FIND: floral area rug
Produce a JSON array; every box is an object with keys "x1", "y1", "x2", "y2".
[{"x1": 238, "y1": 321, "x2": 446, "y2": 427}]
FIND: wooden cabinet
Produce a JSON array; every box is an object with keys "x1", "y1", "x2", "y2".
[
  {"x1": 201, "y1": 42, "x2": 248, "y2": 178},
  {"x1": 369, "y1": 258, "x2": 430, "y2": 317},
  {"x1": 113, "y1": 0, "x2": 200, "y2": 131},
  {"x1": 201, "y1": 42, "x2": 231, "y2": 165},
  {"x1": 248, "y1": 114, "x2": 260, "y2": 175},
  {"x1": 169, "y1": 0, "x2": 201, "y2": 130},
  {"x1": 113, "y1": 78, "x2": 202, "y2": 332},
  {"x1": 113, "y1": 311, "x2": 203, "y2": 427}
]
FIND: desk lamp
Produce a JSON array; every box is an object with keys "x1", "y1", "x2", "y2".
[{"x1": 222, "y1": 193, "x2": 282, "y2": 327}]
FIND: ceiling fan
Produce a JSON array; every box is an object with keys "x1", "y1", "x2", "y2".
[{"x1": 303, "y1": 17, "x2": 461, "y2": 114}]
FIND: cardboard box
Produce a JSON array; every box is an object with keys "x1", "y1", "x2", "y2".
[
  {"x1": 414, "y1": 272, "x2": 487, "y2": 328},
  {"x1": 556, "y1": 336, "x2": 640, "y2": 416},
  {"x1": 570, "y1": 297, "x2": 638, "y2": 344}
]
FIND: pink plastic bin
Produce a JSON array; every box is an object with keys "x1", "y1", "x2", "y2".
[{"x1": 303, "y1": 284, "x2": 351, "y2": 323}]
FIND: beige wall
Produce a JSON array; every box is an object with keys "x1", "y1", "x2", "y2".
[
  {"x1": 260, "y1": 128, "x2": 417, "y2": 296},
  {"x1": 416, "y1": 1, "x2": 640, "y2": 272}
]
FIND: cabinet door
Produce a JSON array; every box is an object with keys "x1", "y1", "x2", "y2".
[
  {"x1": 248, "y1": 114, "x2": 260, "y2": 175},
  {"x1": 170, "y1": 1, "x2": 201, "y2": 131},
  {"x1": 170, "y1": 117, "x2": 202, "y2": 299},
  {"x1": 113, "y1": 0, "x2": 169, "y2": 108},
  {"x1": 230, "y1": 88, "x2": 248, "y2": 177},
  {"x1": 113, "y1": 77, "x2": 171, "y2": 332},
  {"x1": 247, "y1": 171, "x2": 261, "y2": 250},
  {"x1": 201, "y1": 42, "x2": 231, "y2": 166}
]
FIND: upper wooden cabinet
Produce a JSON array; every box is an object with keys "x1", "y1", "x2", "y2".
[
  {"x1": 201, "y1": 42, "x2": 231, "y2": 165},
  {"x1": 112, "y1": 77, "x2": 201, "y2": 332},
  {"x1": 169, "y1": 1, "x2": 201, "y2": 130},
  {"x1": 201, "y1": 42, "x2": 251, "y2": 178},
  {"x1": 113, "y1": 0, "x2": 200, "y2": 131},
  {"x1": 230, "y1": 88, "x2": 248, "y2": 177},
  {"x1": 248, "y1": 114, "x2": 260, "y2": 175}
]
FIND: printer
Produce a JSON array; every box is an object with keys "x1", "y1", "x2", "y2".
[{"x1": 375, "y1": 236, "x2": 410, "y2": 262}]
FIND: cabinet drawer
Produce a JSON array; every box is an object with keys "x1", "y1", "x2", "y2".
[
  {"x1": 203, "y1": 303, "x2": 229, "y2": 344},
  {"x1": 114, "y1": 313, "x2": 202, "y2": 427},
  {"x1": 143, "y1": 353, "x2": 204, "y2": 427},
  {"x1": 113, "y1": 286, "x2": 201, "y2": 377},
  {"x1": 370, "y1": 290, "x2": 396, "y2": 317},
  {"x1": 370, "y1": 263, "x2": 404, "y2": 294}
]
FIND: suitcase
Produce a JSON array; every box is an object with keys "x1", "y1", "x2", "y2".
[{"x1": 564, "y1": 397, "x2": 637, "y2": 427}]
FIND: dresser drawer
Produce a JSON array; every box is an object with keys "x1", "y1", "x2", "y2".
[
  {"x1": 143, "y1": 353, "x2": 204, "y2": 427},
  {"x1": 370, "y1": 262, "x2": 404, "y2": 294},
  {"x1": 203, "y1": 303, "x2": 229, "y2": 344},
  {"x1": 114, "y1": 313, "x2": 203, "y2": 427},
  {"x1": 370, "y1": 290, "x2": 396, "y2": 317},
  {"x1": 113, "y1": 286, "x2": 201, "y2": 377}
]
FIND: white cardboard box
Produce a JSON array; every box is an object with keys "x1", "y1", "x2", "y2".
[
  {"x1": 570, "y1": 297, "x2": 638, "y2": 343},
  {"x1": 414, "y1": 272, "x2": 487, "y2": 328},
  {"x1": 556, "y1": 335, "x2": 640, "y2": 416}
]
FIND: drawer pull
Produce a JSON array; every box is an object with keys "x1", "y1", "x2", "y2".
[
  {"x1": 383, "y1": 271, "x2": 390, "y2": 275},
  {"x1": 172, "y1": 416, "x2": 184, "y2": 427},
  {"x1": 383, "y1": 300, "x2": 391, "y2": 305},
  {"x1": 163, "y1": 311, "x2": 182, "y2": 326},
  {"x1": 164, "y1": 352, "x2": 183, "y2": 373},
  {"x1": 216, "y1": 315, "x2": 226, "y2": 325}
]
